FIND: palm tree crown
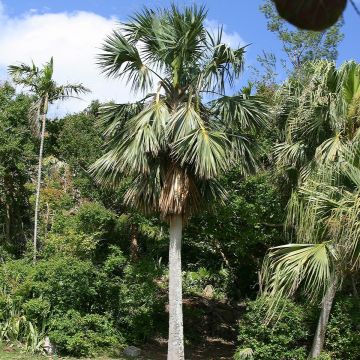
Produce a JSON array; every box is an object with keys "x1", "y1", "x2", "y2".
[
  {"x1": 263, "y1": 141, "x2": 360, "y2": 301},
  {"x1": 9, "y1": 58, "x2": 89, "y2": 135},
  {"x1": 91, "y1": 5, "x2": 268, "y2": 218},
  {"x1": 273, "y1": 60, "x2": 360, "y2": 184}
]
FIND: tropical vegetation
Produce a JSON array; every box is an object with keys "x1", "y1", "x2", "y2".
[{"x1": 0, "y1": 2, "x2": 359, "y2": 360}]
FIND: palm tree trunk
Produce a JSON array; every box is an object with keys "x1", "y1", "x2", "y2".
[
  {"x1": 4, "y1": 175, "x2": 13, "y2": 244},
  {"x1": 167, "y1": 214, "x2": 184, "y2": 360},
  {"x1": 130, "y1": 223, "x2": 139, "y2": 261},
  {"x1": 5, "y1": 202, "x2": 11, "y2": 244},
  {"x1": 33, "y1": 110, "x2": 47, "y2": 263},
  {"x1": 309, "y1": 275, "x2": 338, "y2": 359}
]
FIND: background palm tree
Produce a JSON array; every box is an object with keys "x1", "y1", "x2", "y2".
[
  {"x1": 273, "y1": 60, "x2": 360, "y2": 187},
  {"x1": 8, "y1": 58, "x2": 89, "y2": 262},
  {"x1": 262, "y1": 141, "x2": 360, "y2": 358},
  {"x1": 90, "y1": 5, "x2": 268, "y2": 359}
]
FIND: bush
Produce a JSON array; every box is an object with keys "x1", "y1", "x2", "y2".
[
  {"x1": 49, "y1": 202, "x2": 121, "y2": 261},
  {"x1": 22, "y1": 298, "x2": 51, "y2": 326},
  {"x1": 76, "y1": 202, "x2": 117, "y2": 236},
  {"x1": 0, "y1": 251, "x2": 169, "y2": 353},
  {"x1": 324, "y1": 297, "x2": 360, "y2": 359},
  {"x1": 30, "y1": 257, "x2": 99, "y2": 314},
  {"x1": 0, "y1": 258, "x2": 33, "y2": 298},
  {"x1": 0, "y1": 257, "x2": 99, "y2": 315},
  {"x1": 117, "y1": 259, "x2": 166, "y2": 343},
  {"x1": 234, "y1": 298, "x2": 310, "y2": 360},
  {"x1": 42, "y1": 231, "x2": 98, "y2": 259},
  {"x1": 50, "y1": 310, "x2": 120, "y2": 357}
]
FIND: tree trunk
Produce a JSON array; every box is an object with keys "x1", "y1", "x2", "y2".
[
  {"x1": 167, "y1": 214, "x2": 185, "y2": 360},
  {"x1": 351, "y1": 275, "x2": 359, "y2": 299},
  {"x1": 33, "y1": 110, "x2": 47, "y2": 263},
  {"x1": 5, "y1": 202, "x2": 11, "y2": 244},
  {"x1": 130, "y1": 223, "x2": 139, "y2": 261},
  {"x1": 309, "y1": 275, "x2": 338, "y2": 359},
  {"x1": 3, "y1": 175, "x2": 13, "y2": 245}
]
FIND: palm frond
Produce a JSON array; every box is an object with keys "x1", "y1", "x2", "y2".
[
  {"x1": 98, "y1": 100, "x2": 146, "y2": 137},
  {"x1": 168, "y1": 103, "x2": 204, "y2": 141},
  {"x1": 262, "y1": 243, "x2": 336, "y2": 314},
  {"x1": 8, "y1": 62, "x2": 38, "y2": 82},
  {"x1": 202, "y1": 27, "x2": 246, "y2": 93},
  {"x1": 314, "y1": 134, "x2": 344, "y2": 164},
  {"x1": 91, "y1": 100, "x2": 169, "y2": 180},
  {"x1": 274, "y1": 141, "x2": 307, "y2": 170},
  {"x1": 211, "y1": 94, "x2": 269, "y2": 132},
  {"x1": 171, "y1": 128, "x2": 230, "y2": 179},
  {"x1": 50, "y1": 83, "x2": 90, "y2": 101},
  {"x1": 124, "y1": 166, "x2": 162, "y2": 214},
  {"x1": 98, "y1": 30, "x2": 153, "y2": 92}
]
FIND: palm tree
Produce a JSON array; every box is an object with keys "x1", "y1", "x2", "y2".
[
  {"x1": 90, "y1": 5, "x2": 268, "y2": 359},
  {"x1": 8, "y1": 58, "x2": 89, "y2": 262},
  {"x1": 273, "y1": 60, "x2": 360, "y2": 186},
  {"x1": 262, "y1": 141, "x2": 360, "y2": 358}
]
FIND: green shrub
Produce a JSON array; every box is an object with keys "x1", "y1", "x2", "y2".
[
  {"x1": 0, "y1": 248, "x2": 167, "y2": 355},
  {"x1": 30, "y1": 257, "x2": 99, "y2": 314},
  {"x1": 0, "y1": 257, "x2": 99, "y2": 314},
  {"x1": 0, "y1": 259, "x2": 33, "y2": 299},
  {"x1": 117, "y1": 259, "x2": 166, "y2": 342},
  {"x1": 50, "y1": 310, "x2": 120, "y2": 357},
  {"x1": 103, "y1": 245, "x2": 127, "y2": 274},
  {"x1": 0, "y1": 289, "x2": 46, "y2": 353},
  {"x1": 49, "y1": 202, "x2": 121, "y2": 261},
  {"x1": 324, "y1": 297, "x2": 360, "y2": 359},
  {"x1": 42, "y1": 230, "x2": 98, "y2": 259},
  {"x1": 22, "y1": 298, "x2": 51, "y2": 326},
  {"x1": 76, "y1": 202, "x2": 117, "y2": 236},
  {"x1": 234, "y1": 298, "x2": 310, "y2": 360}
]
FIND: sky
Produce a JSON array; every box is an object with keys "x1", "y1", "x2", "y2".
[{"x1": 0, "y1": 0, "x2": 359, "y2": 116}]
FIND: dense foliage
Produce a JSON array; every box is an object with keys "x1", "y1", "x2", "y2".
[
  {"x1": 235, "y1": 298, "x2": 311, "y2": 360},
  {"x1": 0, "y1": 3, "x2": 359, "y2": 360}
]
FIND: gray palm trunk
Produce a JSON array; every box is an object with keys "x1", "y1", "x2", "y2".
[
  {"x1": 167, "y1": 214, "x2": 185, "y2": 360},
  {"x1": 33, "y1": 102, "x2": 48, "y2": 263},
  {"x1": 309, "y1": 275, "x2": 338, "y2": 359}
]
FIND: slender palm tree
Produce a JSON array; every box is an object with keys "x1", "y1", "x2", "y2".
[
  {"x1": 262, "y1": 141, "x2": 360, "y2": 358},
  {"x1": 90, "y1": 5, "x2": 268, "y2": 359},
  {"x1": 8, "y1": 58, "x2": 89, "y2": 262},
  {"x1": 273, "y1": 60, "x2": 360, "y2": 186}
]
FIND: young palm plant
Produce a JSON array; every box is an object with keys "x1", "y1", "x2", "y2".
[
  {"x1": 273, "y1": 60, "x2": 360, "y2": 186},
  {"x1": 90, "y1": 5, "x2": 268, "y2": 359},
  {"x1": 8, "y1": 58, "x2": 89, "y2": 262},
  {"x1": 262, "y1": 141, "x2": 360, "y2": 358}
]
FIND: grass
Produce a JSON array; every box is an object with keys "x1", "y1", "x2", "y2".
[
  {"x1": 0, "y1": 345, "x2": 127, "y2": 360},
  {"x1": 0, "y1": 345, "x2": 44, "y2": 360}
]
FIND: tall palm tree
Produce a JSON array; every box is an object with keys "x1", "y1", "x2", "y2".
[
  {"x1": 263, "y1": 60, "x2": 360, "y2": 358},
  {"x1": 8, "y1": 58, "x2": 89, "y2": 262},
  {"x1": 90, "y1": 5, "x2": 268, "y2": 359},
  {"x1": 273, "y1": 60, "x2": 360, "y2": 186},
  {"x1": 262, "y1": 141, "x2": 360, "y2": 358}
]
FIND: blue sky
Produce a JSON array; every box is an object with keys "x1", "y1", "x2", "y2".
[
  {"x1": 0, "y1": 0, "x2": 359, "y2": 114},
  {"x1": 2, "y1": 0, "x2": 359, "y2": 63}
]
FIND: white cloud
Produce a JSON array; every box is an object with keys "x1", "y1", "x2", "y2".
[
  {"x1": 0, "y1": 3, "x2": 246, "y2": 116},
  {"x1": 205, "y1": 19, "x2": 246, "y2": 48},
  {"x1": 0, "y1": 3, "x2": 132, "y2": 116}
]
